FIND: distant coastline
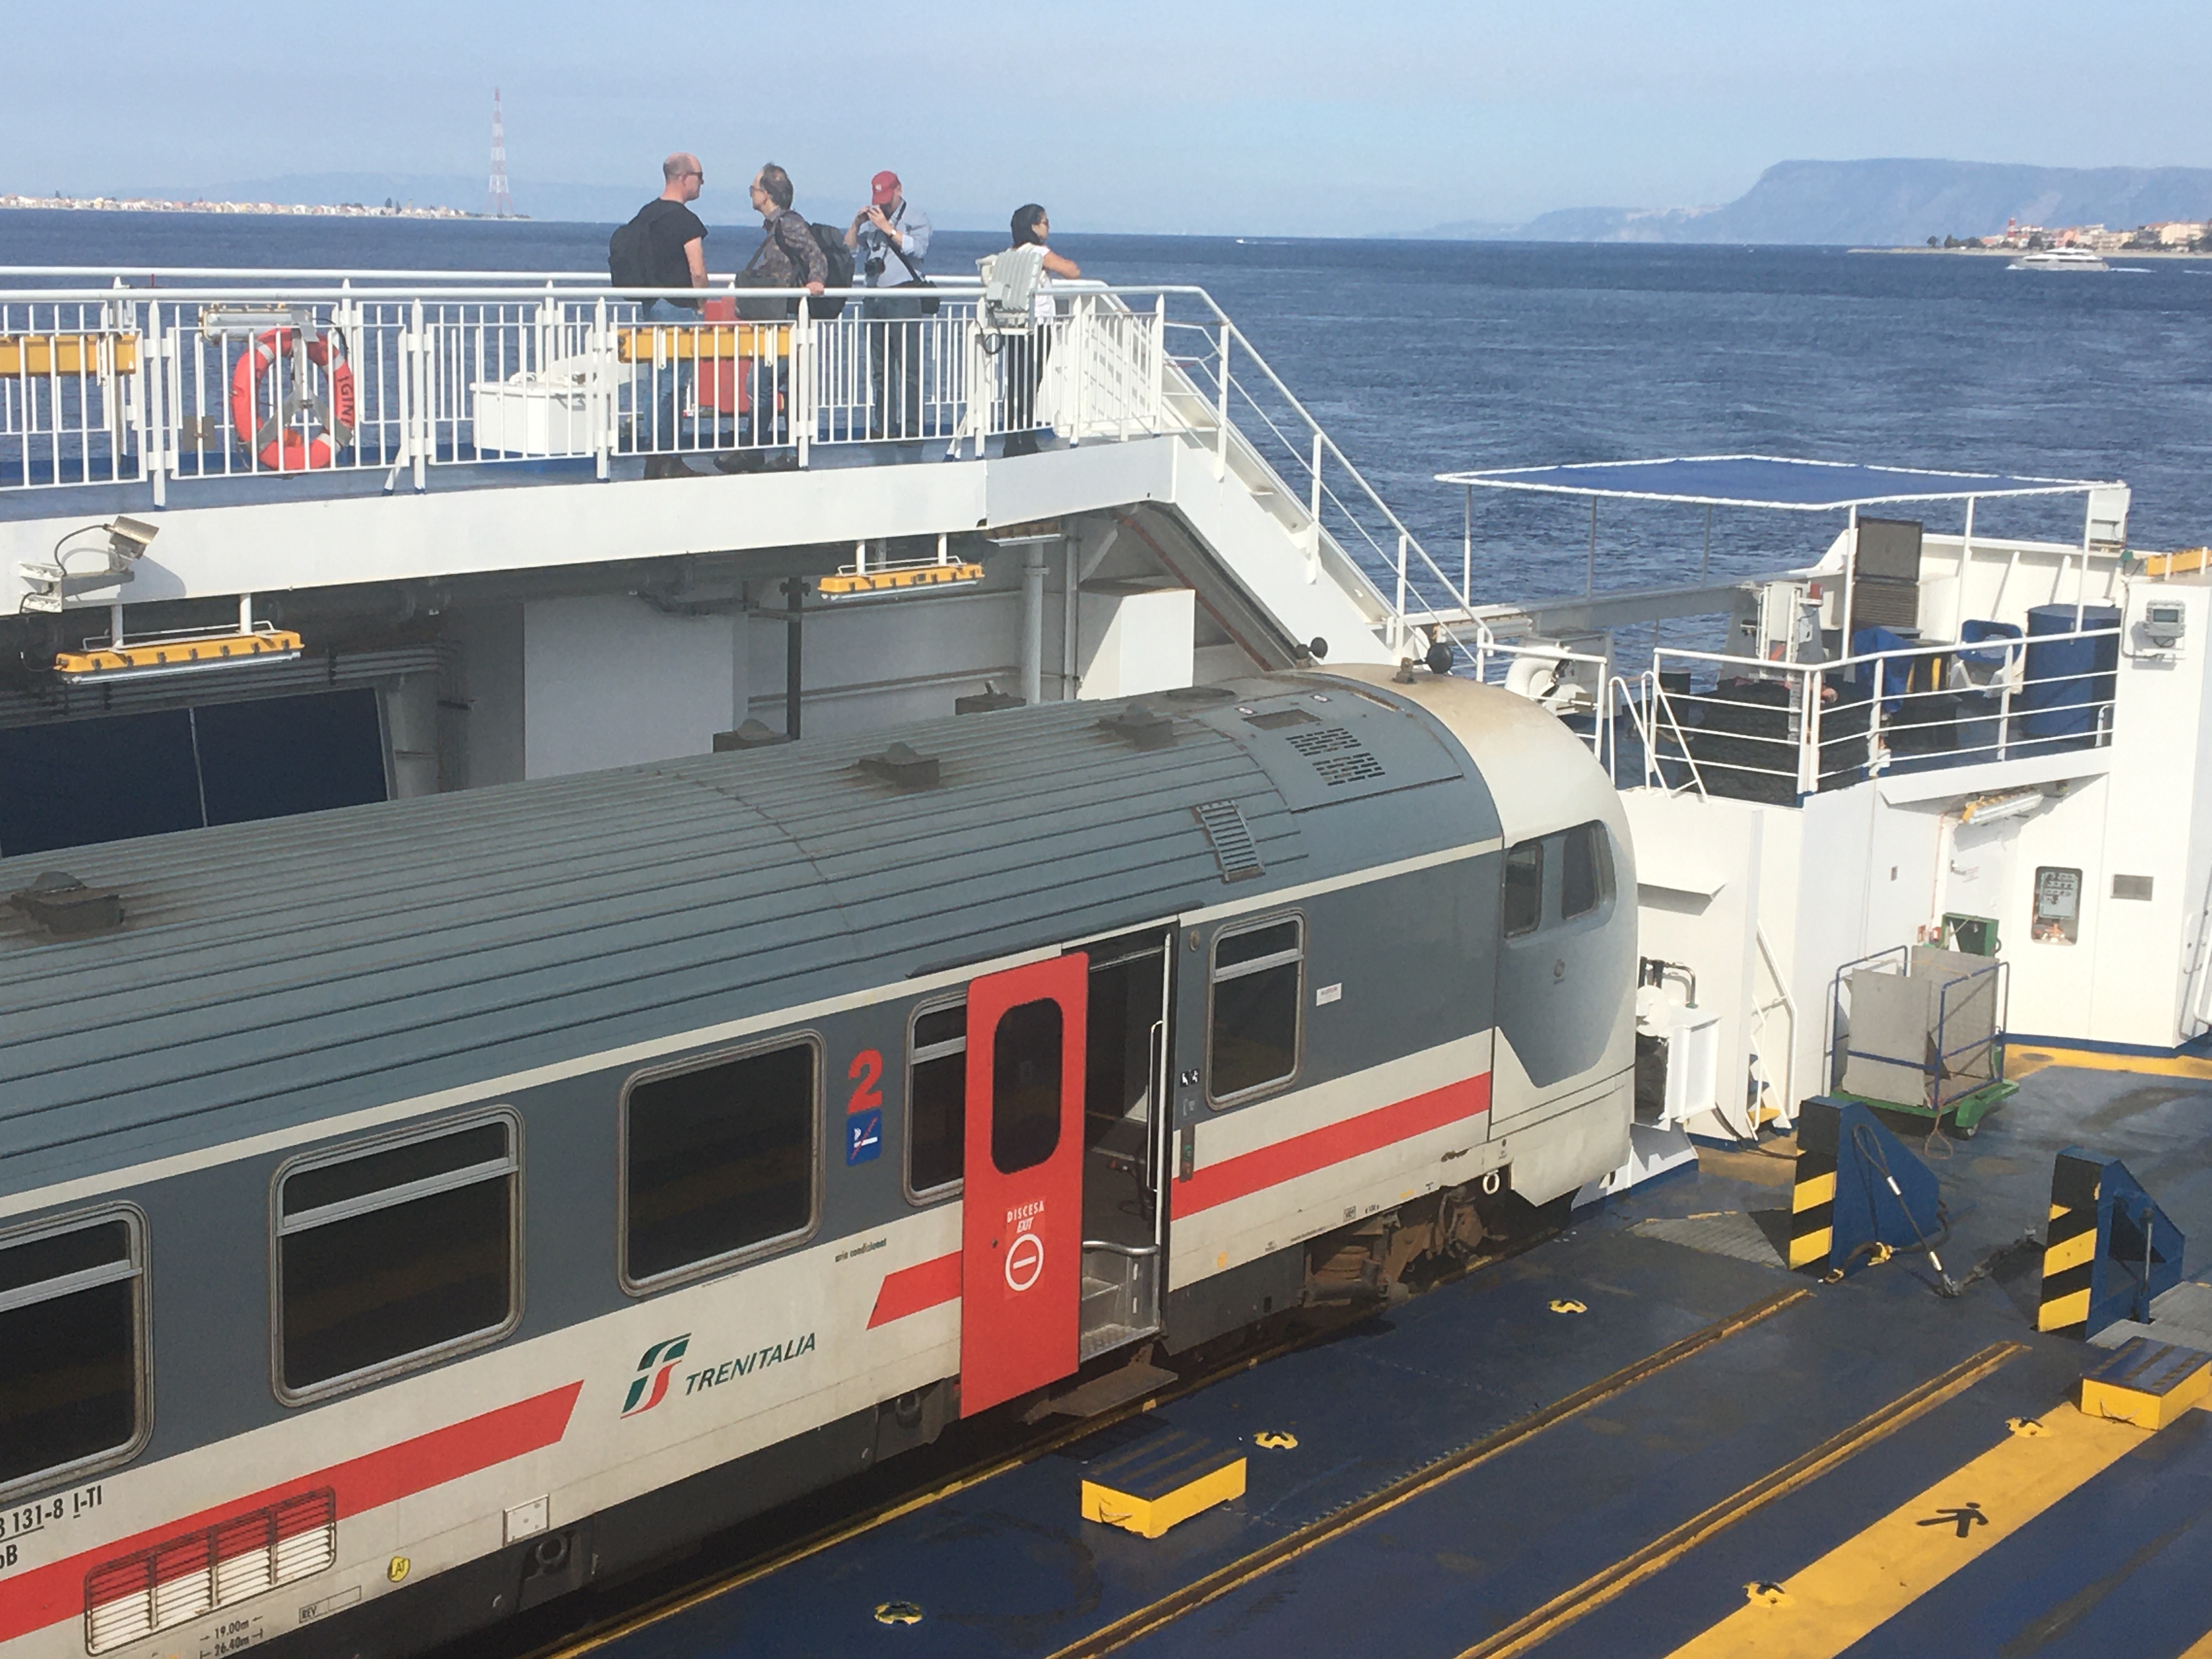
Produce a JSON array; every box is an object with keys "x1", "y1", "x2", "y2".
[
  {"x1": 1854, "y1": 244, "x2": 2211, "y2": 259},
  {"x1": 0, "y1": 193, "x2": 520, "y2": 221}
]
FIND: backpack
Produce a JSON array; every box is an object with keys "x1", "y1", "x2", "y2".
[
  {"x1": 743, "y1": 217, "x2": 857, "y2": 319},
  {"x1": 608, "y1": 208, "x2": 655, "y2": 291},
  {"x1": 803, "y1": 222, "x2": 854, "y2": 318}
]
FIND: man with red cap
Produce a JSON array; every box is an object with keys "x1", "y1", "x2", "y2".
[{"x1": 847, "y1": 171, "x2": 933, "y2": 439}]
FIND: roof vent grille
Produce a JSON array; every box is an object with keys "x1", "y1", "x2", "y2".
[
  {"x1": 1285, "y1": 725, "x2": 1385, "y2": 786},
  {"x1": 857, "y1": 742, "x2": 941, "y2": 791},
  {"x1": 8, "y1": 870, "x2": 125, "y2": 938},
  {"x1": 1284, "y1": 725, "x2": 1362, "y2": 756},
  {"x1": 1097, "y1": 703, "x2": 1177, "y2": 751},
  {"x1": 1193, "y1": 801, "x2": 1265, "y2": 883},
  {"x1": 1311, "y1": 750, "x2": 1386, "y2": 786}
]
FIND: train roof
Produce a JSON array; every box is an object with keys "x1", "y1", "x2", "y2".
[{"x1": 0, "y1": 676, "x2": 1502, "y2": 1197}]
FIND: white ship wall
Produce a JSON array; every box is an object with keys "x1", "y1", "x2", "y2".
[
  {"x1": 1629, "y1": 569, "x2": 2212, "y2": 1108},
  {"x1": 524, "y1": 596, "x2": 748, "y2": 780}
]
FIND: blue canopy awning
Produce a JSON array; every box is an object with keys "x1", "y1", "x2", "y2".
[{"x1": 1434, "y1": 454, "x2": 2121, "y2": 511}]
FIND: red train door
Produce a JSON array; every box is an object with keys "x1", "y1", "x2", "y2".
[{"x1": 960, "y1": 953, "x2": 1088, "y2": 1417}]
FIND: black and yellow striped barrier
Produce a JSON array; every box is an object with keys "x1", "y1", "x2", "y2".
[
  {"x1": 2036, "y1": 1148, "x2": 2183, "y2": 1338},
  {"x1": 1787, "y1": 1111, "x2": 1838, "y2": 1271},
  {"x1": 1786, "y1": 1096, "x2": 1949, "y2": 1281}
]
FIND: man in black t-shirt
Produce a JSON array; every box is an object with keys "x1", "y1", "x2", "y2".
[{"x1": 620, "y1": 153, "x2": 709, "y2": 476}]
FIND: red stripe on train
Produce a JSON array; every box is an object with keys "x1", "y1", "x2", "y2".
[
  {"x1": 0, "y1": 1381, "x2": 582, "y2": 1645},
  {"x1": 868, "y1": 1252, "x2": 963, "y2": 1327},
  {"x1": 1172, "y1": 1074, "x2": 1491, "y2": 1218}
]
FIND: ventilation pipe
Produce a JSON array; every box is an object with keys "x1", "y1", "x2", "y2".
[{"x1": 1021, "y1": 544, "x2": 1047, "y2": 706}]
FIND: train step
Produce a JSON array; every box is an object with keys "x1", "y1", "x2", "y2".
[{"x1": 1024, "y1": 1343, "x2": 1176, "y2": 1421}]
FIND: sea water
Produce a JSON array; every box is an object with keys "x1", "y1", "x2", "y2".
[{"x1": 4, "y1": 210, "x2": 2206, "y2": 594}]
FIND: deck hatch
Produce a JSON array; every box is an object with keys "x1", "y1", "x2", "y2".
[{"x1": 1193, "y1": 800, "x2": 1266, "y2": 883}]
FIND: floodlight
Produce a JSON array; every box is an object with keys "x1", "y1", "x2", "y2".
[{"x1": 106, "y1": 517, "x2": 159, "y2": 562}]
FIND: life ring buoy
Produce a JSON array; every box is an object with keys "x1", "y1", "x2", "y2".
[{"x1": 230, "y1": 328, "x2": 355, "y2": 471}]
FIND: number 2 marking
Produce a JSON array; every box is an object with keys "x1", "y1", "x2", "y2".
[{"x1": 847, "y1": 1049, "x2": 884, "y2": 1115}]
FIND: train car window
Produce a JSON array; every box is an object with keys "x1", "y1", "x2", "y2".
[
  {"x1": 1561, "y1": 822, "x2": 1612, "y2": 920},
  {"x1": 623, "y1": 1040, "x2": 819, "y2": 1290},
  {"x1": 276, "y1": 1116, "x2": 517, "y2": 1401},
  {"x1": 0, "y1": 1210, "x2": 145, "y2": 1498},
  {"x1": 1207, "y1": 916, "x2": 1303, "y2": 1104},
  {"x1": 992, "y1": 1000, "x2": 1064, "y2": 1174},
  {"x1": 1503, "y1": 842, "x2": 1543, "y2": 937},
  {"x1": 907, "y1": 1002, "x2": 966, "y2": 1198}
]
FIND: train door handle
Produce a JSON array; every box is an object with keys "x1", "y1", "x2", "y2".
[{"x1": 1553, "y1": 959, "x2": 1567, "y2": 982}]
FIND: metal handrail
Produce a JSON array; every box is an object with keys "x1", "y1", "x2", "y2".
[
  {"x1": 0, "y1": 272, "x2": 1472, "y2": 673},
  {"x1": 1646, "y1": 622, "x2": 2121, "y2": 797}
]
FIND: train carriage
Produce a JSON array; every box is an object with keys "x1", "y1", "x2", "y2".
[{"x1": 0, "y1": 667, "x2": 1633, "y2": 1659}]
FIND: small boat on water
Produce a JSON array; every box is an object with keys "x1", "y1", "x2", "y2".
[{"x1": 2010, "y1": 246, "x2": 2110, "y2": 270}]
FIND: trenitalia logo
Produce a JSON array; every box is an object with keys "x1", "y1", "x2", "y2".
[{"x1": 620, "y1": 1334, "x2": 690, "y2": 1417}]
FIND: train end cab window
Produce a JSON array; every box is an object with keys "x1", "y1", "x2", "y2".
[
  {"x1": 1561, "y1": 822, "x2": 1612, "y2": 919},
  {"x1": 275, "y1": 1115, "x2": 519, "y2": 1401},
  {"x1": 623, "y1": 1039, "x2": 819, "y2": 1290},
  {"x1": 1207, "y1": 916, "x2": 1304, "y2": 1105},
  {"x1": 907, "y1": 1003, "x2": 966, "y2": 1199},
  {"x1": 1504, "y1": 821, "x2": 1615, "y2": 934},
  {"x1": 1503, "y1": 842, "x2": 1543, "y2": 936},
  {"x1": 0, "y1": 1210, "x2": 146, "y2": 1500}
]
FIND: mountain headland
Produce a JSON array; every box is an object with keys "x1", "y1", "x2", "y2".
[{"x1": 1421, "y1": 159, "x2": 2212, "y2": 246}]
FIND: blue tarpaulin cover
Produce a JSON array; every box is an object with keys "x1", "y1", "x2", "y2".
[{"x1": 1435, "y1": 454, "x2": 2115, "y2": 510}]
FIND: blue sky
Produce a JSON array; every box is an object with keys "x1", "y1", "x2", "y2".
[{"x1": 11, "y1": 0, "x2": 2211, "y2": 233}]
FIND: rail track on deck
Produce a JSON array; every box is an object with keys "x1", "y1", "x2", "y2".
[{"x1": 434, "y1": 1209, "x2": 1575, "y2": 1659}]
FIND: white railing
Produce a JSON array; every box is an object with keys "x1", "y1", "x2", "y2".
[
  {"x1": 1, "y1": 272, "x2": 1492, "y2": 676},
  {"x1": 1623, "y1": 621, "x2": 2121, "y2": 802},
  {"x1": 0, "y1": 280, "x2": 1175, "y2": 500},
  {"x1": 1159, "y1": 313, "x2": 1479, "y2": 661}
]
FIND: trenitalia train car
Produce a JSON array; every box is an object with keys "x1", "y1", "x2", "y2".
[{"x1": 0, "y1": 666, "x2": 1634, "y2": 1659}]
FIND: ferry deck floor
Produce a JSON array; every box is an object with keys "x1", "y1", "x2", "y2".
[{"x1": 539, "y1": 1061, "x2": 2212, "y2": 1659}]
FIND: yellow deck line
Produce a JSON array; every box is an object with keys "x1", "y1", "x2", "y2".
[
  {"x1": 2175, "y1": 1631, "x2": 2212, "y2": 1659},
  {"x1": 1454, "y1": 1342, "x2": 2022, "y2": 1659},
  {"x1": 1665, "y1": 1402, "x2": 2151, "y2": 1658},
  {"x1": 2008, "y1": 1045, "x2": 2212, "y2": 1082}
]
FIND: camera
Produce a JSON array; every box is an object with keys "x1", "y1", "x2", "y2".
[{"x1": 864, "y1": 256, "x2": 885, "y2": 279}]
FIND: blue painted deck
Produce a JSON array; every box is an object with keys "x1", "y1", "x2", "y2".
[{"x1": 587, "y1": 1063, "x2": 2212, "y2": 1659}]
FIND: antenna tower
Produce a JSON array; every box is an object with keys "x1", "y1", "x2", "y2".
[{"x1": 487, "y1": 88, "x2": 512, "y2": 219}]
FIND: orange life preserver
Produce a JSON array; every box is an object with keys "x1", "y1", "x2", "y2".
[{"x1": 229, "y1": 328, "x2": 356, "y2": 471}]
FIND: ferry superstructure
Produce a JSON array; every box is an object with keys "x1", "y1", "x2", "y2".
[{"x1": 3, "y1": 264, "x2": 2199, "y2": 1111}]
